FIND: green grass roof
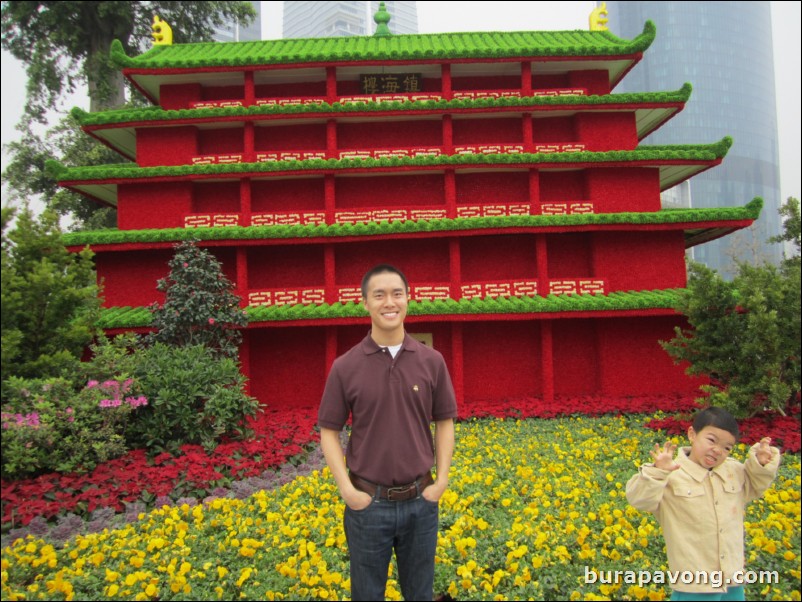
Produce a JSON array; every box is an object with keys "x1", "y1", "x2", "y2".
[
  {"x1": 72, "y1": 84, "x2": 691, "y2": 128},
  {"x1": 112, "y1": 21, "x2": 656, "y2": 70},
  {"x1": 97, "y1": 287, "x2": 682, "y2": 329},
  {"x1": 62, "y1": 199, "x2": 761, "y2": 248},
  {"x1": 52, "y1": 137, "x2": 731, "y2": 185}
]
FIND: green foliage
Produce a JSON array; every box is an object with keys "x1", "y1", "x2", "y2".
[
  {"x1": 72, "y1": 84, "x2": 694, "y2": 127},
  {"x1": 1, "y1": 1, "x2": 255, "y2": 228},
  {"x1": 769, "y1": 197, "x2": 801, "y2": 266},
  {"x1": 52, "y1": 139, "x2": 733, "y2": 184},
  {"x1": 0, "y1": 334, "x2": 151, "y2": 479},
  {"x1": 111, "y1": 20, "x2": 656, "y2": 70},
  {"x1": 62, "y1": 199, "x2": 763, "y2": 248},
  {"x1": 662, "y1": 261, "x2": 801, "y2": 418},
  {"x1": 92, "y1": 289, "x2": 684, "y2": 329},
  {"x1": 1, "y1": 1, "x2": 256, "y2": 119},
  {"x1": 1, "y1": 205, "x2": 100, "y2": 392},
  {"x1": 128, "y1": 343, "x2": 258, "y2": 455},
  {"x1": 2, "y1": 113, "x2": 127, "y2": 230},
  {"x1": 144, "y1": 240, "x2": 248, "y2": 359},
  {"x1": 0, "y1": 375, "x2": 143, "y2": 479}
]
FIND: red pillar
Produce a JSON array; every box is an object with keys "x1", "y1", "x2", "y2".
[
  {"x1": 326, "y1": 67, "x2": 338, "y2": 103},
  {"x1": 236, "y1": 246, "x2": 248, "y2": 306},
  {"x1": 441, "y1": 63, "x2": 452, "y2": 100},
  {"x1": 444, "y1": 168, "x2": 457, "y2": 219},
  {"x1": 451, "y1": 322, "x2": 464, "y2": 407},
  {"x1": 536, "y1": 235, "x2": 549, "y2": 297},
  {"x1": 442, "y1": 114, "x2": 453, "y2": 155},
  {"x1": 244, "y1": 71, "x2": 255, "y2": 106},
  {"x1": 324, "y1": 244, "x2": 337, "y2": 304},
  {"x1": 240, "y1": 177, "x2": 252, "y2": 226},
  {"x1": 240, "y1": 330, "x2": 252, "y2": 397},
  {"x1": 326, "y1": 119, "x2": 338, "y2": 159},
  {"x1": 521, "y1": 61, "x2": 532, "y2": 96},
  {"x1": 243, "y1": 121, "x2": 255, "y2": 163},
  {"x1": 449, "y1": 238, "x2": 461, "y2": 299},
  {"x1": 326, "y1": 326, "x2": 338, "y2": 370},
  {"x1": 522, "y1": 114, "x2": 534, "y2": 153},
  {"x1": 541, "y1": 320, "x2": 554, "y2": 401},
  {"x1": 325, "y1": 173, "x2": 336, "y2": 225}
]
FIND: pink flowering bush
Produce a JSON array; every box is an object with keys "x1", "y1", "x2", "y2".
[{"x1": 1, "y1": 376, "x2": 147, "y2": 479}]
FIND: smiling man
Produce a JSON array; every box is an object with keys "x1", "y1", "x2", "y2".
[{"x1": 318, "y1": 264, "x2": 457, "y2": 601}]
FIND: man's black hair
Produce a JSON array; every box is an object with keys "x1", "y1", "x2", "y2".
[
  {"x1": 361, "y1": 264, "x2": 409, "y2": 298},
  {"x1": 692, "y1": 406, "x2": 740, "y2": 441}
]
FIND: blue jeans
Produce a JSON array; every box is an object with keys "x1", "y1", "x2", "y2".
[
  {"x1": 671, "y1": 586, "x2": 745, "y2": 601},
  {"x1": 343, "y1": 493, "x2": 439, "y2": 601}
]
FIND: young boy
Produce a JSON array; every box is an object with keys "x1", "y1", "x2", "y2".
[{"x1": 626, "y1": 406, "x2": 781, "y2": 601}]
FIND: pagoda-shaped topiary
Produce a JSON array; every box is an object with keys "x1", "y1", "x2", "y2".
[{"x1": 60, "y1": 10, "x2": 759, "y2": 409}]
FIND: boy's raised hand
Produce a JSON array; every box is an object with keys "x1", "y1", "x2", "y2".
[
  {"x1": 650, "y1": 441, "x2": 680, "y2": 471},
  {"x1": 755, "y1": 437, "x2": 775, "y2": 466}
]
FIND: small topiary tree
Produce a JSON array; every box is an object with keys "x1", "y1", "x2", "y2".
[
  {"x1": 144, "y1": 240, "x2": 248, "y2": 358},
  {"x1": 136, "y1": 240, "x2": 257, "y2": 453}
]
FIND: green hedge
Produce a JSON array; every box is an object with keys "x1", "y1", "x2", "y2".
[
  {"x1": 71, "y1": 84, "x2": 692, "y2": 127},
  {"x1": 97, "y1": 288, "x2": 683, "y2": 329},
  {"x1": 62, "y1": 198, "x2": 762, "y2": 247},
  {"x1": 51, "y1": 137, "x2": 731, "y2": 184},
  {"x1": 110, "y1": 21, "x2": 656, "y2": 70}
]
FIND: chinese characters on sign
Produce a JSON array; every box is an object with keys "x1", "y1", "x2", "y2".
[{"x1": 360, "y1": 73, "x2": 422, "y2": 94}]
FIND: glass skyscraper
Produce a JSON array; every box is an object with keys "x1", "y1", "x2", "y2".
[
  {"x1": 214, "y1": 1, "x2": 262, "y2": 42},
  {"x1": 283, "y1": 1, "x2": 417, "y2": 38},
  {"x1": 604, "y1": 1, "x2": 782, "y2": 274}
]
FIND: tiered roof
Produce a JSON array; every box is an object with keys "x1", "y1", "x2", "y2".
[
  {"x1": 112, "y1": 21, "x2": 656, "y2": 101},
  {"x1": 58, "y1": 18, "x2": 761, "y2": 337},
  {"x1": 72, "y1": 84, "x2": 693, "y2": 159}
]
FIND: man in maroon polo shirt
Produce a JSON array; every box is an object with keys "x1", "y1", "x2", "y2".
[{"x1": 318, "y1": 264, "x2": 458, "y2": 601}]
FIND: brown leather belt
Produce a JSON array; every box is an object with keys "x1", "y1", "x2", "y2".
[{"x1": 349, "y1": 472, "x2": 433, "y2": 502}]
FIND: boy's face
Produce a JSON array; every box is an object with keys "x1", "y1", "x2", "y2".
[{"x1": 687, "y1": 425, "x2": 736, "y2": 469}]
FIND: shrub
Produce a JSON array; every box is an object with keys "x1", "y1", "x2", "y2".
[
  {"x1": 1, "y1": 206, "x2": 100, "y2": 399},
  {"x1": 662, "y1": 261, "x2": 800, "y2": 418},
  {"x1": 144, "y1": 240, "x2": 248, "y2": 359},
  {"x1": 0, "y1": 376, "x2": 145, "y2": 479},
  {"x1": 128, "y1": 343, "x2": 258, "y2": 455}
]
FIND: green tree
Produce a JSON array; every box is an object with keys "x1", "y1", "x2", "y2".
[
  {"x1": 662, "y1": 201, "x2": 802, "y2": 417},
  {"x1": 769, "y1": 197, "x2": 801, "y2": 267},
  {"x1": 144, "y1": 240, "x2": 248, "y2": 359},
  {"x1": 1, "y1": 1, "x2": 256, "y2": 229},
  {"x1": 1, "y1": 1, "x2": 256, "y2": 118},
  {"x1": 1, "y1": 205, "x2": 101, "y2": 392},
  {"x1": 3, "y1": 113, "x2": 124, "y2": 230}
]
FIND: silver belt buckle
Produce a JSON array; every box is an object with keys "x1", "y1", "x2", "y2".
[{"x1": 386, "y1": 483, "x2": 414, "y2": 501}]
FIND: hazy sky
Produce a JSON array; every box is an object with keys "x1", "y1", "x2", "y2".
[{"x1": 2, "y1": 1, "x2": 800, "y2": 205}]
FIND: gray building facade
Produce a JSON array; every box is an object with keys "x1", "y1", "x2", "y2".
[
  {"x1": 604, "y1": 1, "x2": 782, "y2": 273},
  {"x1": 283, "y1": 1, "x2": 417, "y2": 38},
  {"x1": 214, "y1": 1, "x2": 263, "y2": 42}
]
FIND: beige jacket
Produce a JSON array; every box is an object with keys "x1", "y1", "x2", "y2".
[{"x1": 625, "y1": 443, "x2": 780, "y2": 593}]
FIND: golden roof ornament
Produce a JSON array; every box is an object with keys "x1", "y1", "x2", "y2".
[
  {"x1": 590, "y1": 3, "x2": 609, "y2": 31},
  {"x1": 152, "y1": 15, "x2": 173, "y2": 46}
]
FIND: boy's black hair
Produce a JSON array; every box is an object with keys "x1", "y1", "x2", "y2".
[
  {"x1": 692, "y1": 406, "x2": 740, "y2": 440},
  {"x1": 361, "y1": 264, "x2": 409, "y2": 298}
]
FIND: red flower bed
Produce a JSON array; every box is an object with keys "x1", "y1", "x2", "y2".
[
  {"x1": 2, "y1": 394, "x2": 797, "y2": 529},
  {"x1": 1, "y1": 409, "x2": 317, "y2": 527},
  {"x1": 644, "y1": 402, "x2": 801, "y2": 453}
]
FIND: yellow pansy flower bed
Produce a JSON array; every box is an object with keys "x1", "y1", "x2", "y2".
[{"x1": 2, "y1": 414, "x2": 799, "y2": 601}]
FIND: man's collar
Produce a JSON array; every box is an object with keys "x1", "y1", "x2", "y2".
[{"x1": 361, "y1": 331, "x2": 417, "y2": 354}]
